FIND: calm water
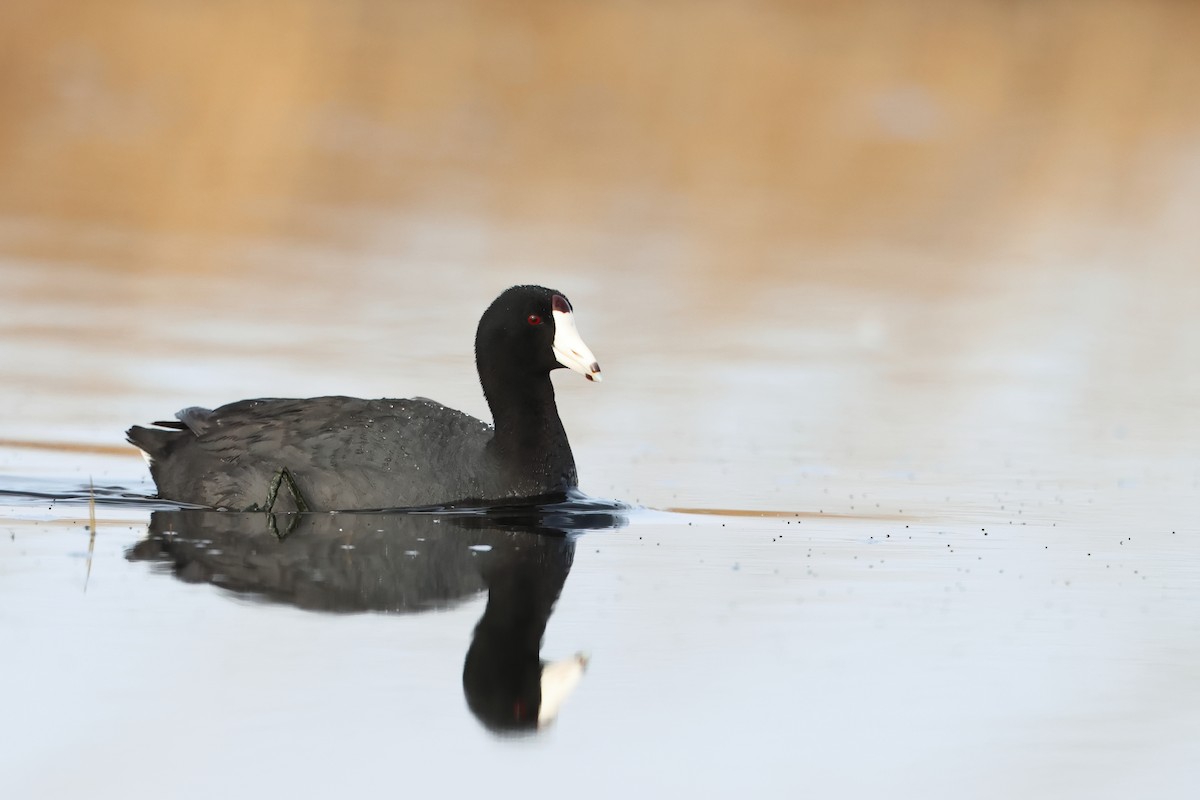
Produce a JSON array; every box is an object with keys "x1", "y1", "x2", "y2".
[
  {"x1": 3, "y1": 1, "x2": 1200, "y2": 796},
  {"x1": 1, "y1": 234, "x2": 1198, "y2": 798}
]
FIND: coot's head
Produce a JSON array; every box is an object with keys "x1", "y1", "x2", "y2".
[
  {"x1": 464, "y1": 650, "x2": 589, "y2": 734},
  {"x1": 475, "y1": 285, "x2": 602, "y2": 382}
]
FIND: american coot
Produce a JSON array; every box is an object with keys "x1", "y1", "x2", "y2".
[{"x1": 127, "y1": 285, "x2": 602, "y2": 511}]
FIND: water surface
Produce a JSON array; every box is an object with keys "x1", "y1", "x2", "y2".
[
  {"x1": 2, "y1": 2, "x2": 1200, "y2": 796},
  {"x1": 2, "y1": 245, "x2": 1197, "y2": 798}
]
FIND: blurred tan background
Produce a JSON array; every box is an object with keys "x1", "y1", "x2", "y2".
[
  {"x1": 1, "y1": 0, "x2": 1197, "y2": 275},
  {"x1": 1, "y1": 0, "x2": 1198, "y2": 512}
]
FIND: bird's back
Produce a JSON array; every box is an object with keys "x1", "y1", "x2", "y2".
[{"x1": 128, "y1": 396, "x2": 495, "y2": 510}]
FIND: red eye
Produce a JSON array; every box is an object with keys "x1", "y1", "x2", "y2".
[{"x1": 527, "y1": 314, "x2": 543, "y2": 326}]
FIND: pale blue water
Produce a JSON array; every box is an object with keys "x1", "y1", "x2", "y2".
[{"x1": 2, "y1": 229, "x2": 1199, "y2": 798}]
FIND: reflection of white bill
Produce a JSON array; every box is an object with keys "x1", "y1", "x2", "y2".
[{"x1": 539, "y1": 652, "x2": 589, "y2": 727}]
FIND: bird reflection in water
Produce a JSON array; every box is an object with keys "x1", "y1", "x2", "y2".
[{"x1": 127, "y1": 497, "x2": 625, "y2": 733}]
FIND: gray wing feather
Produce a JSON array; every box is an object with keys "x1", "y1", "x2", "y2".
[{"x1": 145, "y1": 396, "x2": 494, "y2": 510}]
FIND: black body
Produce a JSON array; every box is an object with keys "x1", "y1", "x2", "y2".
[{"x1": 126, "y1": 285, "x2": 587, "y2": 510}]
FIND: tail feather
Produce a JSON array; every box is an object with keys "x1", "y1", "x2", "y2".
[
  {"x1": 127, "y1": 406, "x2": 211, "y2": 463},
  {"x1": 126, "y1": 425, "x2": 184, "y2": 463}
]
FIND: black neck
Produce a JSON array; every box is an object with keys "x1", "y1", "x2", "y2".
[
  {"x1": 480, "y1": 368, "x2": 577, "y2": 490},
  {"x1": 462, "y1": 535, "x2": 576, "y2": 731}
]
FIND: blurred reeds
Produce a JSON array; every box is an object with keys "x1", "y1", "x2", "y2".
[{"x1": 0, "y1": 0, "x2": 1197, "y2": 270}]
